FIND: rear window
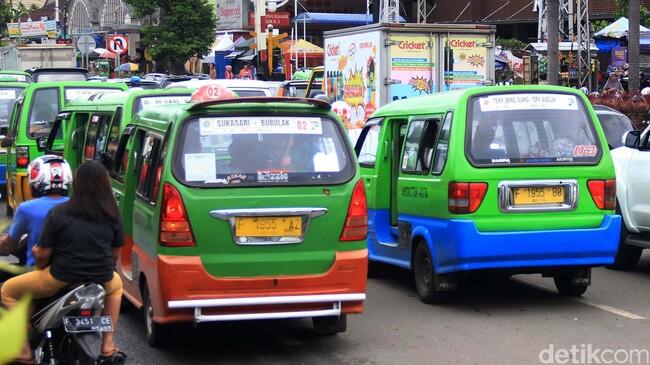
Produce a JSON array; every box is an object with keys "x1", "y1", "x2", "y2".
[
  {"x1": 29, "y1": 88, "x2": 60, "y2": 138},
  {"x1": 0, "y1": 87, "x2": 24, "y2": 126},
  {"x1": 174, "y1": 116, "x2": 354, "y2": 187},
  {"x1": 64, "y1": 87, "x2": 123, "y2": 102},
  {"x1": 133, "y1": 95, "x2": 191, "y2": 114},
  {"x1": 467, "y1": 93, "x2": 601, "y2": 166},
  {"x1": 596, "y1": 112, "x2": 635, "y2": 149}
]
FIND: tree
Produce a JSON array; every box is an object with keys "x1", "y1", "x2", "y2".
[
  {"x1": 629, "y1": 0, "x2": 641, "y2": 92},
  {"x1": 126, "y1": 0, "x2": 216, "y2": 73}
]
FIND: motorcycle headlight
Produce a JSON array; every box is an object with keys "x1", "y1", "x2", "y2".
[{"x1": 63, "y1": 284, "x2": 106, "y2": 310}]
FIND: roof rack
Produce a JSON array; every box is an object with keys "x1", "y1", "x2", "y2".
[{"x1": 188, "y1": 96, "x2": 331, "y2": 111}]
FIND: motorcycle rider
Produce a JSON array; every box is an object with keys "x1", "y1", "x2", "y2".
[
  {"x1": 0, "y1": 155, "x2": 72, "y2": 266},
  {"x1": 1, "y1": 160, "x2": 126, "y2": 364}
]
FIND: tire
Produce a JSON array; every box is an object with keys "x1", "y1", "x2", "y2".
[
  {"x1": 609, "y1": 217, "x2": 642, "y2": 270},
  {"x1": 554, "y1": 274, "x2": 589, "y2": 297},
  {"x1": 312, "y1": 315, "x2": 347, "y2": 335},
  {"x1": 413, "y1": 242, "x2": 448, "y2": 304},
  {"x1": 143, "y1": 285, "x2": 168, "y2": 347}
]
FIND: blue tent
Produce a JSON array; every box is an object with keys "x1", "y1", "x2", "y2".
[{"x1": 294, "y1": 12, "x2": 406, "y2": 26}]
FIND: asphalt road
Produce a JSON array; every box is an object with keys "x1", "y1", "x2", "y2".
[
  {"x1": 4, "y1": 200, "x2": 650, "y2": 365},
  {"x1": 115, "y1": 260, "x2": 650, "y2": 365}
]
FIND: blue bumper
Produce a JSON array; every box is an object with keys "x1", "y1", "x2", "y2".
[{"x1": 369, "y1": 210, "x2": 621, "y2": 274}]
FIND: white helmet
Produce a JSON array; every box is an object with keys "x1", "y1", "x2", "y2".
[
  {"x1": 28, "y1": 155, "x2": 73, "y2": 196},
  {"x1": 641, "y1": 87, "x2": 650, "y2": 96}
]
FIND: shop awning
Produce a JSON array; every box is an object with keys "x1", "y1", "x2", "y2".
[
  {"x1": 594, "y1": 17, "x2": 650, "y2": 38},
  {"x1": 294, "y1": 12, "x2": 406, "y2": 26},
  {"x1": 283, "y1": 39, "x2": 324, "y2": 54},
  {"x1": 225, "y1": 50, "x2": 244, "y2": 59}
]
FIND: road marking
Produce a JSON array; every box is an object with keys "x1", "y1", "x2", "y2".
[{"x1": 517, "y1": 280, "x2": 647, "y2": 320}]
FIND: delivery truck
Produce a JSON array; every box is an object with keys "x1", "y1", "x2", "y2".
[
  {"x1": 0, "y1": 44, "x2": 76, "y2": 71},
  {"x1": 313, "y1": 23, "x2": 496, "y2": 129}
]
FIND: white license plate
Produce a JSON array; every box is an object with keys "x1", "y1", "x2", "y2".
[{"x1": 63, "y1": 316, "x2": 113, "y2": 333}]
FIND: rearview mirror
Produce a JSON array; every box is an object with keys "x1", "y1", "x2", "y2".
[{"x1": 623, "y1": 130, "x2": 641, "y2": 149}]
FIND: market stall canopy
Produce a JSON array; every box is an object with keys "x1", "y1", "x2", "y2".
[
  {"x1": 527, "y1": 42, "x2": 599, "y2": 53},
  {"x1": 594, "y1": 17, "x2": 650, "y2": 38},
  {"x1": 283, "y1": 39, "x2": 323, "y2": 54},
  {"x1": 214, "y1": 34, "x2": 234, "y2": 52},
  {"x1": 294, "y1": 12, "x2": 406, "y2": 26},
  {"x1": 225, "y1": 50, "x2": 244, "y2": 59}
]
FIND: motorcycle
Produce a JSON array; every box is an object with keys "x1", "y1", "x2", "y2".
[{"x1": 1, "y1": 236, "x2": 116, "y2": 365}]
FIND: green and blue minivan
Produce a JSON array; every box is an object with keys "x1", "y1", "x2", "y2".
[
  {"x1": 2, "y1": 81, "x2": 126, "y2": 213},
  {"x1": 0, "y1": 80, "x2": 29, "y2": 197},
  {"x1": 354, "y1": 85, "x2": 621, "y2": 302},
  {"x1": 106, "y1": 89, "x2": 368, "y2": 345},
  {"x1": 43, "y1": 89, "x2": 193, "y2": 171}
]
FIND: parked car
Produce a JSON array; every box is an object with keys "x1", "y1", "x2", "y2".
[
  {"x1": 166, "y1": 79, "x2": 273, "y2": 96},
  {"x1": 599, "y1": 107, "x2": 650, "y2": 269}
]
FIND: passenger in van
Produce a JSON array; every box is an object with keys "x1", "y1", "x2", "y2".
[
  {"x1": 1, "y1": 161, "x2": 127, "y2": 364},
  {"x1": 472, "y1": 119, "x2": 506, "y2": 159}
]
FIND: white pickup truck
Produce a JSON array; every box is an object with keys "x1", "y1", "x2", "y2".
[{"x1": 595, "y1": 105, "x2": 650, "y2": 269}]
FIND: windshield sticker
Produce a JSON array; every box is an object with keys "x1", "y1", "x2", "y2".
[
  {"x1": 257, "y1": 170, "x2": 289, "y2": 183},
  {"x1": 140, "y1": 96, "x2": 191, "y2": 109},
  {"x1": 91, "y1": 115, "x2": 100, "y2": 123},
  {"x1": 491, "y1": 158, "x2": 510, "y2": 164},
  {"x1": 572, "y1": 145, "x2": 598, "y2": 157},
  {"x1": 479, "y1": 93, "x2": 578, "y2": 112},
  {"x1": 64, "y1": 88, "x2": 122, "y2": 101},
  {"x1": 184, "y1": 153, "x2": 216, "y2": 182},
  {"x1": 199, "y1": 117, "x2": 323, "y2": 136},
  {"x1": 0, "y1": 89, "x2": 17, "y2": 100}
]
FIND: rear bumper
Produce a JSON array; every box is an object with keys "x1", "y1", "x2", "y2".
[
  {"x1": 155, "y1": 249, "x2": 368, "y2": 324},
  {"x1": 432, "y1": 215, "x2": 621, "y2": 273}
]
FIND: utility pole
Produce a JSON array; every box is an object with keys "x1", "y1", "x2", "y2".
[
  {"x1": 547, "y1": 0, "x2": 560, "y2": 85},
  {"x1": 629, "y1": 0, "x2": 641, "y2": 92}
]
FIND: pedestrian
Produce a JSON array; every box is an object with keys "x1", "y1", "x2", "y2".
[
  {"x1": 239, "y1": 64, "x2": 253, "y2": 80},
  {"x1": 209, "y1": 63, "x2": 217, "y2": 79},
  {"x1": 224, "y1": 64, "x2": 235, "y2": 79},
  {"x1": 603, "y1": 73, "x2": 624, "y2": 92}
]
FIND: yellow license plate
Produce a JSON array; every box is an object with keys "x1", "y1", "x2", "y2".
[
  {"x1": 235, "y1": 217, "x2": 302, "y2": 237},
  {"x1": 513, "y1": 186, "x2": 564, "y2": 205}
]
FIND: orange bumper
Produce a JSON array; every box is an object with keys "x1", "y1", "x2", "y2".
[{"x1": 152, "y1": 249, "x2": 368, "y2": 324}]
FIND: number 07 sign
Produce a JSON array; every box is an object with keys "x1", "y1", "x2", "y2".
[{"x1": 108, "y1": 35, "x2": 128, "y2": 54}]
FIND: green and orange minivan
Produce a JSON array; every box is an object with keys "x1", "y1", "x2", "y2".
[
  {"x1": 108, "y1": 87, "x2": 368, "y2": 345},
  {"x1": 3, "y1": 81, "x2": 126, "y2": 213},
  {"x1": 355, "y1": 85, "x2": 621, "y2": 302}
]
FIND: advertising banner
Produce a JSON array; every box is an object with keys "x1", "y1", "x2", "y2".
[
  {"x1": 8, "y1": 20, "x2": 57, "y2": 38},
  {"x1": 611, "y1": 47, "x2": 628, "y2": 68},
  {"x1": 444, "y1": 36, "x2": 488, "y2": 91},
  {"x1": 216, "y1": 0, "x2": 252, "y2": 30},
  {"x1": 324, "y1": 31, "x2": 381, "y2": 129},
  {"x1": 389, "y1": 34, "x2": 435, "y2": 101}
]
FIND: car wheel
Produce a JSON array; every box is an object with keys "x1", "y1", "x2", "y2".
[
  {"x1": 609, "y1": 215, "x2": 642, "y2": 270},
  {"x1": 413, "y1": 242, "x2": 448, "y2": 304},
  {"x1": 312, "y1": 315, "x2": 347, "y2": 335},
  {"x1": 554, "y1": 273, "x2": 589, "y2": 297},
  {"x1": 143, "y1": 285, "x2": 168, "y2": 347}
]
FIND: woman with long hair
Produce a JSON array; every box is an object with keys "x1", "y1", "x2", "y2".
[{"x1": 1, "y1": 160, "x2": 126, "y2": 364}]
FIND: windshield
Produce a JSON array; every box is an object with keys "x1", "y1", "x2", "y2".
[
  {"x1": 64, "y1": 87, "x2": 123, "y2": 102},
  {"x1": 174, "y1": 116, "x2": 354, "y2": 187},
  {"x1": 232, "y1": 89, "x2": 268, "y2": 97},
  {"x1": 34, "y1": 73, "x2": 87, "y2": 82},
  {"x1": 0, "y1": 87, "x2": 24, "y2": 126},
  {"x1": 467, "y1": 93, "x2": 601, "y2": 166},
  {"x1": 134, "y1": 95, "x2": 192, "y2": 114},
  {"x1": 597, "y1": 112, "x2": 635, "y2": 149},
  {"x1": 29, "y1": 88, "x2": 60, "y2": 138},
  {"x1": 0, "y1": 74, "x2": 28, "y2": 82}
]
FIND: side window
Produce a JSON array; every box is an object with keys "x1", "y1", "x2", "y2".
[
  {"x1": 135, "y1": 133, "x2": 162, "y2": 202},
  {"x1": 432, "y1": 112, "x2": 452, "y2": 174},
  {"x1": 111, "y1": 126, "x2": 136, "y2": 181},
  {"x1": 105, "y1": 108, "x2": 122, "y2": 162},
  {"x1": 29, "y1": 88, "x2": 60, "y2": 138},
  {"x1": 401, "y1": 119, "x2": 440, "y2": 173},
  {"x1": 84, "y1": 115, "x2": 100, "y2": 160},
  {"x1": 9, "y1": 100, "x2": 23, "y2": 137},
  {"x1": 357, "y1": 125, "x2": 381, "y2": 167}
]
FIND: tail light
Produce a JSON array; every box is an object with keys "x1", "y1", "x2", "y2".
[
  {"x1": 160, "y1": 183, "x2": 195, "y2": 247},
  {"x1": 16, "y1": 146, "x2": 29, "y2": 168},
  {"x1": 79, "y1": 309, "x2": 92, "y2": 316},
  {"x1": 587, "y1": 179, "x2": 616, "y2": 210},
  {"x1": 448, "y1": 182, "x2": 488, "y2": 214},
  {"x1": 340, "y1": 180, "x2": 368, "y2": 241}
]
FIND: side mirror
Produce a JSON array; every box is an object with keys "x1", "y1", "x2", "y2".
[
  {"x1": 70, "y1": 127, "x2": 85, "y2": 149},
  {"x1": 0, "y1": 137, "x2": 12, "y2": 148},
  {"x1": 623, "y1": 130, "x2": 641, "y2": 149},
  {"x1": 36, "y1": 137, "x2": 47, "y2": 152}
]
